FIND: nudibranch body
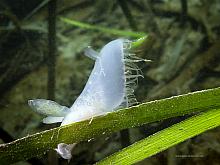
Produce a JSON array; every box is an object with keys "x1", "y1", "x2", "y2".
[
  {"x1": 61, "y1": 39, "x2": 142, "y2": 125},
  {"x1": 29, "y1": 39, "x2": 142, "y2": 126},
  {"x1": 28, "y1": 38, "x2": 143, "y2": 160}
]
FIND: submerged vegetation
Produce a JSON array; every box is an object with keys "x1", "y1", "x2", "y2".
[
  {"x1": 0, "y1": 0, "x2": 220, "y2": 165},
  {"x1": 1, "y1": 87, "x2": 220, "y2": 164}
]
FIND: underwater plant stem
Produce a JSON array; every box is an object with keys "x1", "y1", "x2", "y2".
[
  {"x1": 24, "y1": 0, "x2": 51, "y2": 20},
  {"x1": 97, "y1": 108, "x2": 220, "y2": 165},
  {"x1": 180, "y1": 0, "x2": 188, "y2": 26},
  {"x1": 0, "y1": 129, "x2": 44, "y2": 165},
  {"x1": 167, "y1": 147, "x2": 176, "y2": 165},
  {"x1": 47, "y1": 0, "x2": 56, "y2": 101},
  {"x1": 60, "y1": 17, "x2": 146, "y2": 38},
  {"x1": 117, "y1": 0, "x2": 137, "y2": 31},
  {"x1": 120, "y1": 129, "x2": 131, "y2": 148},
  {"x1": 47, "y1": 0, "x2": 58, "y2": 164},
  {"x1": 0, "y1": 10, "x2": 21, "y2": 30}
]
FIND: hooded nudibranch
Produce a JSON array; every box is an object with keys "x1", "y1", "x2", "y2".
[{"x1": 28, "y1": 38, "x2": 144, "y2": 160}]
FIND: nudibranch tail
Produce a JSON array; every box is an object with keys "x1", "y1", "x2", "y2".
[{"x1": 28, "y1": 99, "x2": 69, "y2": 123}]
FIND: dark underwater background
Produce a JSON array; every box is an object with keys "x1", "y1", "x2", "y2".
[{"x1": 0, "y1": 0, "x2": 220, "y2": 164}]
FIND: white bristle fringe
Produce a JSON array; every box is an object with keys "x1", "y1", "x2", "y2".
[{"x1": 119, "y1": 39, "x2": 145, "y2": 108}]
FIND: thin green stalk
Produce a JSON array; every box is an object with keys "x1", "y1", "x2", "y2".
[
  {"x1": 47, "y1": 1, "x2": 58, "y2": 164},
  {"x1": 97, "y1": 108, "x2": 220, "y2": 165},
  {"x1": 59, "y1": 17, "x2": 146, "y2": 38}
]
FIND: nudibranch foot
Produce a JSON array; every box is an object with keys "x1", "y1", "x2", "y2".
[{"x1": 43, "y1": 116, "x2": 64, "y2": 124}]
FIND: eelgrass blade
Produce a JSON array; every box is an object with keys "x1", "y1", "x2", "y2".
[
  {"x1": 0, "y1": 87, "x2": 220, "y2": 164},
  {"x1": 96, "y1": 108, "x2": 220, "y2": 165},
  {"x1": 59, "y1": 17, "x2": 146, "y2": 38}
]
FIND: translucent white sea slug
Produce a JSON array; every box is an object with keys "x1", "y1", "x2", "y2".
[{"x1": 28, "y1": 38, "x2": 144, "y2": 160}]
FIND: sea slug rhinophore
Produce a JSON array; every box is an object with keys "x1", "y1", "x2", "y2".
[{"x1": 28, "y1": 38, "x2": 144, "y2": 160}]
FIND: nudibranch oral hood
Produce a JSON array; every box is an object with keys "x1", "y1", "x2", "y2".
[{"x1": 28, "y1": 38, "x2": 144, "y2": 160}]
